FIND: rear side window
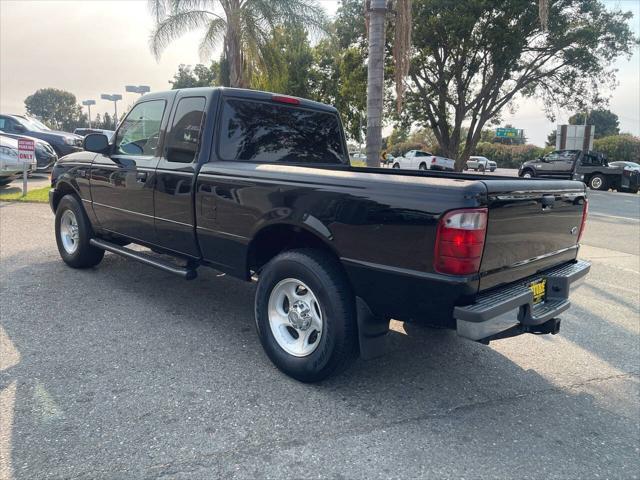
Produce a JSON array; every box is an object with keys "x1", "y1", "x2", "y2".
[
  {"x1": 165, "y1": 97, "x2": 206, "y2": 163},
  {"x1": 218, "y1": 99, "x2": 347, "y2": 164}
]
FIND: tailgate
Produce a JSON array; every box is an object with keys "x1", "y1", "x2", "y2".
[{"x1": 479, "y1": 179, "x2": 586, "y2": 291}]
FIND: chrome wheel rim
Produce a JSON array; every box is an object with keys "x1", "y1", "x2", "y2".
[
  {"x1": 60, "y1": 209, "x2": 79, "y2": 254},
  {"x1": 523, "y1": 172, "x2": 532, "y2": 178},
  {"x1": 591, "y1": 177, "x2": 602, "y2": 189},
  {"x1": 267, "y1": 278, "x2": 323, "y2": 357}
]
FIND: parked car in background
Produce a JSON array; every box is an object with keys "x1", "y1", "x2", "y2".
[
  {"x1": 0, "y1": 114, "x2": 83, "y2": 157},
  {"x1": 74, "y1": 128, "x2": 115, "y2": 139},
  {"x1": 0, "y1": 132, "x2": 57, "y2": 172},
  {"x1": 609, "y1": 161, "x2": 640, "y2": 193},
  {"x1": 392, "y1": 150, "x2": 455, "y2": 171},
  {"x1": 465, "y1": 156, "x2": 497, "y2": 172},
  {"x1": 519, "y1": 149, "x2": 638, "y2": 193},
  {"x1": 0, "y1": 135, "x2": 37, "y2": 185}
]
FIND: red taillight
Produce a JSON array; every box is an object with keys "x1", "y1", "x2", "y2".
[
  {"x1": 434, "y1": 208, "x2": 488, "y2": 275},
  {"x1": 577, "y1": 198, "x2": 588, "y2": 243},
  {"x1": 272, "y1": 95, "x2": 300, "y2": 105},
  {"x1": 431, "y1": 157, "x2": 437, "y2": 163}
]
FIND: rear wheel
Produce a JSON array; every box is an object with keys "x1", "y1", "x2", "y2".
[
  {"x1": 463, "y1": 164, "x2": 469, "y2": 171},
  {"x1": 0, "y1": 177, "x2": 14, "y2": 186},
  {"x1": 478, "y1": 164, "x2": 485, "y2": 172},
  {"x1": 418, "y1": 163, "x2": 427, "y2": 170},
  {"x1": 392, "y1": 163, "x2": 400, "y2": 169},
  {"x1": 589, "y1": 174, "x2": 608, "y2": 191},
  {"x1": 255, "y1": 249, "x2": 358, "y2": 382},
  {"x1": 55, "y1": 194, "x2": 104, "y2": 268}
]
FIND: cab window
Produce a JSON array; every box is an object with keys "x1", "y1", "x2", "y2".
[
  {"x1": 115, "y1": 100, "x2": 166, "y2": 156},
  {"x1": 165, "y1": 97, "x2": 206, "y2": 163}
]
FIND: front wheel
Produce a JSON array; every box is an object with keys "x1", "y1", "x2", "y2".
[
  {"x1": 392, "y1": 163, "x2": 400, "y2": 169},
  {"x1": 520, "y1": 169, "x2": 534, "y2": 178},
  {"x1": 255, "y1": 249, "x2": 358, "y2": 382},
  {"x1": 478, "y1": 164, "x2": 485, "y2": 172},
  {"x1": 589, "y1": 174, "x2": 608, "y2": 191},
  {"x1": 55, "y1": 194, "x2": 104, "y2": 268},
  {"x1": 418, "y1": 163, "x2": 427, "y2": 170}
]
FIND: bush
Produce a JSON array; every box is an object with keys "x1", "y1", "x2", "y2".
[
  {"x1": 593, "y1": 135, "x2": 640, "y2": 162},
  {"x1": 473, "y1": 143, "x2": 553, "y2": 168}
]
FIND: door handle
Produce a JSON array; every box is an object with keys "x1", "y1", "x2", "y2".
[{"x1": 136, "y1": 171, "x2": 148, "y2": 183}]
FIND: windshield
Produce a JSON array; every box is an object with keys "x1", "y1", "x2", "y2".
[{"x1": 23, "y1": 116, "x2": 51, "y2": 131}]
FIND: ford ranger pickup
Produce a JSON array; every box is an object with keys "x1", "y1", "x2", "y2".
[{"x1": 49, "y1": 88, "x2": 590, "y2": 382}]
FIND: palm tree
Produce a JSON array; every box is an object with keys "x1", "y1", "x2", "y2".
[
  {"x1": 365, "y1": 0, "x2": 411, "y2": 167},
  {"x1": 148, "y1": 0, "x2": 327, "y2": 88},
  {"x1": 364, "y1": 0, "x2": 550, "y2": 168}
]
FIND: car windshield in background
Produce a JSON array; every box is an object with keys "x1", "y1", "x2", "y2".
[
  {"x1": 218, "y1": 99, "x2": 347, "y2": 165},
  {"x1": 25, "y1": 117, "x2": 51, "y2": 131}
]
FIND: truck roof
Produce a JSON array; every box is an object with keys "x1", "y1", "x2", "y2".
[{"x1": 140, "y1": 87, "x2": 339, "y2": 114}]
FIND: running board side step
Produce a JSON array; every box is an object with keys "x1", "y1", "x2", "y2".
[{"x1": 89, "y1": 238, "x2": 198, "y2": 280}]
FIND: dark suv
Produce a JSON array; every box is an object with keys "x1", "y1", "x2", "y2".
[
  {"x1": 519, "y1": 149, "x2": 638, "y2": 193},
  {"x1": 0, "y1": 114, "x2": 83, "y2": 157}
]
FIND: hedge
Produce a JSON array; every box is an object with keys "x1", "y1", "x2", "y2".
[
  {"x1": 472, "y1": 143, "x2": 553, "y2": 169},
  {"x1": 593, "y1": 135, "x2": 640, "y2": 162}
]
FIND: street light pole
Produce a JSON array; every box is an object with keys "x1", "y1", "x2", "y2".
[
  {"x1": 125, "y1": 85, "x2": 151, "y2": 97},
  {"x1": 82, "y1": 99, "x2": 96, "y2": 128},
  {"x1": 100, "y1": 93, "x2": 123, "y2": 128}
]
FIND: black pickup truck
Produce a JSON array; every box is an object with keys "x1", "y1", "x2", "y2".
[
  {"x1": 49, "y1": 88, "x2": 590, "y2": 382},
  {"x1": 519, "y1": 149, "x2": 639, "y2": 193}
]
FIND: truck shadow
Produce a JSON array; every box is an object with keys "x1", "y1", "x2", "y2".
[{"x1": 1, "y1": 250, "x2": 638, "y2": 478}]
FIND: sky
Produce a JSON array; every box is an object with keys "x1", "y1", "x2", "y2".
[{"x1": 0, "y1": 0, "x2": 638, "y2": 146}]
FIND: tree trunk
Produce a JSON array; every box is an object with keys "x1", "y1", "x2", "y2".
[
  {"x1": 365, "y1": 0, "x2": 387, "y2": 168},
  {"x1": 226, "y1": 25, "x2": 243, "y2": 88}
]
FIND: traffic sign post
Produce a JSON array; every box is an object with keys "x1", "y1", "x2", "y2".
[{"x1": 18, "y1": 138, "x2": 35, "y2": 196}]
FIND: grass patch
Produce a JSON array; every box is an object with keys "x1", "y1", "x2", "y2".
[{"x1": 0, "y1": 186, "x2": 50, "y2": 203}]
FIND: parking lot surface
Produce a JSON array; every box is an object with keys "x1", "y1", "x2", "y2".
[{"x1": 0, "y1": 190, "x2": 638, "y2": 479}]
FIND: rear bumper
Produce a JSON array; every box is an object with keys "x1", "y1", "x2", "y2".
[{"x1": 454, "y1": 260, "x2": 590, "y2": 341}]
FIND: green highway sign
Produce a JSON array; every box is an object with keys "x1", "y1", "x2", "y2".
[{"x1": 496, "y1": 128, "x2": 521, "y2": 138}]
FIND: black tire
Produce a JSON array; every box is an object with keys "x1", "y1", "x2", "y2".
[
  {"x1": 0, "y1": 178, "x2": 13, "y2": 186},
  {"x1": 463, "y1": 164, "x2": 469, "y2": 171},
  {"x1": 255, "y1": 249, "x2": 358, "y2": 382},
  {"x1": 418, "y1": 163, "x2": 427, "y2": 170},
  {"x1": 520, "y1": 168, "x2": 535, "y2": 178},
  {"x1": 55, "y1": 194, "x2": 104, "y2": 268},
  {"x1": 392, "y1": 163, "x2": 400, "y2": 169},
  {"x1": 588, "y1": 174, "x2": 608, "y2": 191},
  {"x1": 478, "y1": 164, "x2": 485, "y2": 172}
]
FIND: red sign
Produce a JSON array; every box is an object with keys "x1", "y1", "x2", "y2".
[{"x1": 18, "y1": 138, "x2": 35, "y2": 162}]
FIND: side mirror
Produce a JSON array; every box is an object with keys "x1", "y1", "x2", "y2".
[
  {"x1": 14, "y1": 124, "x2": 26, "y2": 132},
  {"x1": 83, "y1": 133, "x2": 110, "y2": 154}
]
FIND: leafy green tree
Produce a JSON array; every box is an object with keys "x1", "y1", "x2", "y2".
[
  {"x1": 252, "y1": 24, "x2": 314, "y2": 97},
  {"x1": 148, "y1": 0, "x2": 327, "y2": 88},
  {"x1": 310, "y1": 40, "x2": 367, "y2": 143},
  {"x1": 403, "y1": 0, "x2": 637, "y2": 170},
  {"x1": 24, "y1": 88, "x2": 85, "y2": 131},
  {"x1": 169, "y1": 62, "x2": 221, "y2": 89},
  {"x1": 593, "y1": 134, "x2": 640, "y2": 161},
  {"x1": 569, "y1": 109, "x2": 620, "y2": 139}
]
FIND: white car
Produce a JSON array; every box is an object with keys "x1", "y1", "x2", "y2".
[
  {"x1": 392, "y1": 149, "x2": 455, "y2": 171},
  {"x1": 465, "y1": 156, "x2": 497, "y2": 172},
  {"x1": 0, "y1": 136, "x2": 37, "y2": 185}
]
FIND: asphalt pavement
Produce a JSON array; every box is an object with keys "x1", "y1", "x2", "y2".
[{"x1": 0, "y1": 190, "x2": 638, "y2": 479}]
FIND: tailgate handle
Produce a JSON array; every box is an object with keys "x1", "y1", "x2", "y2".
[{"x1": 541, "y1": 195, "x2": 555, "y2": 208}]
